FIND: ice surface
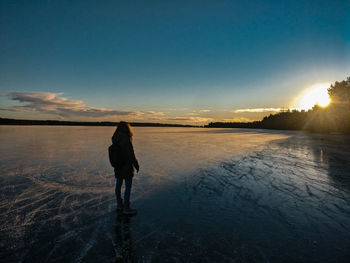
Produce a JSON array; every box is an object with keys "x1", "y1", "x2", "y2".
[{"x1": 1, "y1": 126, "x2": 349, "y2": 262}]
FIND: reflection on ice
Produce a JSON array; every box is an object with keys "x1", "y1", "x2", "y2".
[
  {"x1": 114, "y1": 213, "x2": 134, "y2": 262},
  {"x1": 0, "y1": 126, "x2": 349, "y2": 262}
]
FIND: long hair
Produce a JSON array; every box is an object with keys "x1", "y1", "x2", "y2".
[{"x1": 116, "y1": 121, "x2": 133, "y2": 139}]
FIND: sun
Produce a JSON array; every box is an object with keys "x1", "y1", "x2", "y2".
[{"x1": 298, "y1": 84, "x2": 331, "y2": 110}]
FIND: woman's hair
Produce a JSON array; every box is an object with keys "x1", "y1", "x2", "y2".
[{"x1": 116, "y1": 121, "x2": 133, "y2": 138}]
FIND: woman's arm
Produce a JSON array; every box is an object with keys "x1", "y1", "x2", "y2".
[
  {"x1": 112, "y1": 131, "x2": 118, "y2": 144},
  {"x1": 128, "y1": 140, "x2": 139, "y2": 172}
]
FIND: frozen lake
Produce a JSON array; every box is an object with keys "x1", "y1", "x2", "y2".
[{"x1": 1, "y1": 126, "x2": 350, "y2": 262}]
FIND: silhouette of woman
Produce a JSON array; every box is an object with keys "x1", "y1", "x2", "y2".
[{"x1": 112, "y1": 121, "x2": 139, "y2": 215}]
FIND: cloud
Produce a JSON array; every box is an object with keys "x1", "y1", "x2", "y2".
[
  {"x1": 167, "y1": 116, "x2": 214, "y2": 123},
  {"x1": 166, "y1": 108, "x2": 189, "y2": 111},
  {"x1": 221, "y1": 117, "x2": 253, "y2": 122},
  {"x1": 142, "y1": 111, "x2": 165, "y2": 116},
  {"x1": 184, "y1": 109, "x2": 211, "y2": 116},
  {"x1": 1, "y1": 92, "x2": 143, "y2": 118},
  {"x1": 232, "y1": 108, "x2": 281, "y2": 113},
  {"x1": 197, "y1": 109, "x2": 211, "y2": 113}
]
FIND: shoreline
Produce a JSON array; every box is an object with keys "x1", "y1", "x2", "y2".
[
  {"x1": 0, "y1": 117, "x2": 196, "y2": 128},
  {"x1": 0, "y1": 117, "x2": 348, "y2": 135}
]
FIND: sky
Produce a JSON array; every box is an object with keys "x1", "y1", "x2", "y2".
[{"x1": 0, "y1": 0, "x2": 349, "y2": 124}]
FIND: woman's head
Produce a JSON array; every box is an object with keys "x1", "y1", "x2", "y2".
[{"x1": 116, "y1": 121, "x2": 133, "y2": 138}]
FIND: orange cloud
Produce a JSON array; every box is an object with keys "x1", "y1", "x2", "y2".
[
  {"x1": 232, "y1": 108, "x2": 281, "y2": 113},
  {"x1": 221, "y1": 117, "x2": 253, "y2": 122},
  {"x1": 167, "y1": 116, "x2": 214, "y2": 123}
]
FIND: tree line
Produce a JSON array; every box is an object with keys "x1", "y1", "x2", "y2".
[
  {"x1": 206, "y1": 77, "x2": 350, "y2": 134},
  {"x1": 0, "y1": 118, "x2": 194, "y2": 128}
]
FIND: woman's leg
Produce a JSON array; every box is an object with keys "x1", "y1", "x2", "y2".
[
  {"x1": 124, "y1": 177, "x2": 133, "y2": 206},
  {"x1": 115, "y1": 177, "x2": 123, "y2": 203}
]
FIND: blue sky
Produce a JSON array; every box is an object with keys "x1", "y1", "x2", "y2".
[{"x1": 0, "y1": 0, "x2": 349, "y2": 124}]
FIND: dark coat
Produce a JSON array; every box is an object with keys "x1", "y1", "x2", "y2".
[{"x1": 112, "y1": 131, "x2": 139, "y2": 179}]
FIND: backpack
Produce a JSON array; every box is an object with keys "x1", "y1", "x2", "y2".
[{"x1": 108, "y1": 142, "x2": 125, "y2": 168}]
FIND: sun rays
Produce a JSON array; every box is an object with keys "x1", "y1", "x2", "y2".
[{"x1": 297, "y1": 84, "x2": 331, "y2": 110}]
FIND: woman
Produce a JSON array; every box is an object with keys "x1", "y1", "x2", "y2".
[{"x1": 112, "y1": 121, "x2": 139, "y2": 215}]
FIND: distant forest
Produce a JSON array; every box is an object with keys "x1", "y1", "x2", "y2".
[
  {"x1": 0, "y1": 118, "x2": 194, "y2": 128},
  {"x1": 206, "y1": 77, "x2": 350, "y2": 134}
]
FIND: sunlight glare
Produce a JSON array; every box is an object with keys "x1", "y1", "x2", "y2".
[{"x1": 298, "y1": 84, "x2": 331, "y2": 110}]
